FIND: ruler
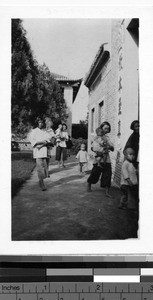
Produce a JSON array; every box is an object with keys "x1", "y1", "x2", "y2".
[{"x1": 0, "y1": 282, "x2": 153, "y2": 300}]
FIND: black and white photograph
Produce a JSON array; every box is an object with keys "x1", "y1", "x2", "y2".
[
  {"x1": 11, "y1": 18, "x2": 139, "y2": 241},
  {"x1": 0, "y1": 3, "x2": 153, "y2": 254}
]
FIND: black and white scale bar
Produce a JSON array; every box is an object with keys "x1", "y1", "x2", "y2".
[
  {"x1": 0, "y1": 268, "x2": 46, "y2": 276},
  {"x1": 0, "y1": 276, "x2": 93, "y2": 283},
  {"x1": 1, "y1": 262, "x2": 153, "y2": 268},
  {"x1": 0, "y1": 276, "x2": 46, "y2": 282},
  {"x1": 46, "y1": 268, "x2": 92, "y2": 276},
  {"x1": 46, "y1": 276, "x2": 93, "y2": 282},
  {"x1": 140, "y1": 276, "x2": 153, "y2": 282},
  {"x1": 141, "y1": 268, "x2": 153, "y2": 275}
]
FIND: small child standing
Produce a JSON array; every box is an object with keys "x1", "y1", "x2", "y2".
[
  {"x1": 118, "y1": 147, "x2": 139, "y2": 210},
  {"x1": 76, "y1": 143, "x2": 89, "y2": 174},
  {"x1": 92, "y1": 127, "x2": 109, "y2": 166}
]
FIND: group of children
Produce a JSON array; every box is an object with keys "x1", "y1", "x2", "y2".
[{"x1": 76, "y1": 123, "x2": 139, "y2": 210}]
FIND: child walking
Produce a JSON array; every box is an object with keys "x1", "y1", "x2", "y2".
[
  {"x1": 76, "y1": 143, "x2": 89, "y2": 174},
  {"x1": 118, "y1": 147, "x2": 139, "y2": 210}
]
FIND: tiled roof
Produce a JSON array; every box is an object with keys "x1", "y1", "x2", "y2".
[
  {"x1": 51, "y1": 72, "x2": 82, "y2": 103},
  {"x1": 51, "y1": 72, "x2": 82, "y2": 83}
]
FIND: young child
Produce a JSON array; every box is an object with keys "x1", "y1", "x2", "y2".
[
  {"x1": 118, "y1": 147, "x2": 139, "y2": 210},
  {"x1": 91, "y1": 127, "x2": 109, "y2": 166},
  {"x1": 76, "y1": 143, "x2": 89, "y2": 174},
  {"x1": 55, "y1": 124, "x2": 63, "y2": 146}
]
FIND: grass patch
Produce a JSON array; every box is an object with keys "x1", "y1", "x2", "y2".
[
  {"x1": 11, "y1": 153, "x2": 77, "y2": 198},
  {"x1": 12, "y1": 152, "x2": 35, "y2": 198}
]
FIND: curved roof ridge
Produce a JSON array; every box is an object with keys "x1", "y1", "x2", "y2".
[{"x1": 50, "y1": 72, "x2": 82, "y2": 82}]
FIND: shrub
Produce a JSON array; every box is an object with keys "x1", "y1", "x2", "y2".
[
  {"x1": 12, "y1": 152, "x2": 35, "y2": 197},
  {"x1": 72, "y1": 123, "x2": 88, "y2": 139}
]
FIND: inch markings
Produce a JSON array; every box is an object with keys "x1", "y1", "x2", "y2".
[{"x1": 0, "y1": 283, "x2": 153, "y2": 300}]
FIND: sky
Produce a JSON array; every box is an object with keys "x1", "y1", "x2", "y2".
[{"x1": 23, "y1": 19, "x2": 111, "y2": 123}]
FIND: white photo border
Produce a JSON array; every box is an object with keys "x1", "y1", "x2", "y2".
[{"x1": 0, "y1": 3, "x2": 153, "y2": 255}]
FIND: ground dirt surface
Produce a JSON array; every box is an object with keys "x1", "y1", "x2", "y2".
[{"x1": 12, "y1": 155, "x2": 139, "y2": 240}]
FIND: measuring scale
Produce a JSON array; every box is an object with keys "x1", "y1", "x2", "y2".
[{"x1": 0, "y1": 282, "x2": 153, "y2": 300}]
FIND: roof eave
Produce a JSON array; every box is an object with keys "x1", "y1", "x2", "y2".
[
  {"x1": 57, "y1": 78, "x2": 83, "y2": 84},
  {"x1": 84, "y1": 50, "x2": 110, "y2": 88}
]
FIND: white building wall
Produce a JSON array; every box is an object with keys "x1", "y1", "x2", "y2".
[
  {"x1": 87, "y1": 18, "x2": 139, "y2": 186},
  {"x1": 88, "y1": 60, "x2": 110, "y2": 153},
  {"x1": 109, "y1": 19, "x2": 125, "y2": 184},
  {"x1": 121, "y1": 20, "x2": 139, "y2": 148}
]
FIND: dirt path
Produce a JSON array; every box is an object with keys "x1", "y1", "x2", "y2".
[{"x1": 12, "y1": 156, "x2": 139, "y2": 240}]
